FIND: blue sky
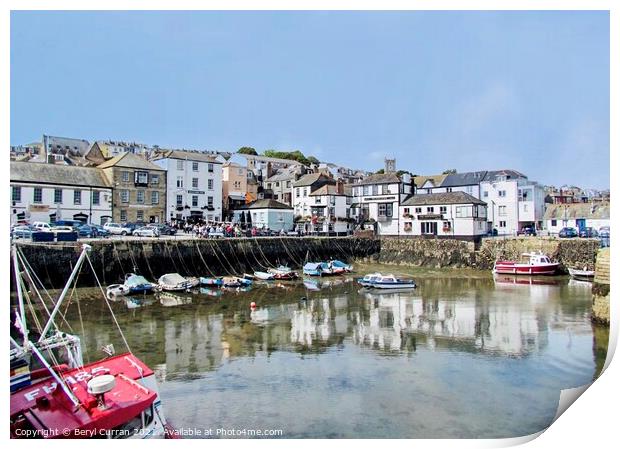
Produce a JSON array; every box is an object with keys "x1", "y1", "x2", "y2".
[{"x1": 10, "y1": 11, "x2": 610, "y2": 189}]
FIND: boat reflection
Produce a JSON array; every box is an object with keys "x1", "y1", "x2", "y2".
[
  {"x1": 125, "y1": 296, "x2": 155, "y2": 309},
  {"x1": 159, "y1": 292, "x2": 193, "y2": 307}
]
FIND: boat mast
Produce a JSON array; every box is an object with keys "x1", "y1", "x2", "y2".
[
  {"x1": 38, "y1": 244, "x2": 92, "y2": 342},
  {"x1": 11, "y1": 245, "x2": 29, "y2": 347}
]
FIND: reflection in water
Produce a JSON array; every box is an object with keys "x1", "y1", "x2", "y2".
[{"x1": 58, "y1": 266, "x2": 606, "y2": 438}]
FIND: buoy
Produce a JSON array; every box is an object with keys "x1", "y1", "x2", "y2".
[{"x1": 250, "y1": 301, "x2": 256, "y2": 309}]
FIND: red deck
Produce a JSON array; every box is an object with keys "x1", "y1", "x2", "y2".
[{"x1": 11, "y1": 353, "x2": 156, "y2": 438}]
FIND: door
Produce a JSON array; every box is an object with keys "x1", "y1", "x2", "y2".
[{"x1": 576, "y1": 218, "x2": 586, "y2": 231}]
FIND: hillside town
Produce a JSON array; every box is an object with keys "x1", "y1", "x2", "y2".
[{"x1": 10, "y1": 134, "x2": 611, "y2": 241}]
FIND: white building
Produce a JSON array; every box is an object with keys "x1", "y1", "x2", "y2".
[
  {"x1": 297, "y1": 183, "x2": 356, "y2": 235},
  {"x1": 232, "y1": 199, "x2": 294, "y2": 232},
  {"x1": 543, "y1": 203, "x2": 610, "y2": 234},
  {"x1": 10, "y1": 161, "x2": 113, "y2": 226},
  {"x1": 152, "y1": 150, "x2": 225, "y2": 223},
  {"x1": 399, "y1": 192, "x2": 488, "y2": 240},
  {"x1": 351, "y1": 172, "x2": 414, "y2": 236}
]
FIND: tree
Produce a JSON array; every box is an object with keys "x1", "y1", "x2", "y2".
[
  {"x1": 238, "y1": 147, "x2": 258, "y2": 155},
  {"x1": 375, "y1": 169, "x2": 385, "y2": 174},
  {"x1": 442, "y1": 169, "x2": 457, "y2": 174},
  {"x1": 307, "y1": 156, "x2": 320, "y2": 165}
]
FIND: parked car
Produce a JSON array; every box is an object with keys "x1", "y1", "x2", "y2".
[
  {"x1": 599, "y1": 226, "x2": 610, "y2": 238},
  {"x1": 103, "y1": 222, "x2": 133, "y2": 235},
  {"x1": 92, "y1": 224, "x2": 111, "y2": 237},
  {"x1": 133, "y1": 226, "x2": 159, "y2": 237},
  {"x1": 11, "y1": 225, "x2": 34, "y2": 239},
  {"x1": 32, "y1": 222, "x2": 53, "y2": 232},
  {"x1": 78, "y1": 224, "x2": 102, "y2": 238},
  {"x1": 122, "y1": 222, "x2": 142, "y2": 233},
  {"x1": 55, "y1": 219, "x2": 84, "y2": 230},
  {"x1": 579, "y1": 227, "x2": 599, "y2": 238},
  {"x1": 146, "y1": 224, "x2": 177, "y2": 235},
  {"x1": 517, "y1": 225, "x2": 537, "y2": 236},
  {"x1": 558, "y1": 227, "x2": 578, "y2": 238},
  {"x1": 487, "y1": 228, "x2": 499, "y2": 237}
]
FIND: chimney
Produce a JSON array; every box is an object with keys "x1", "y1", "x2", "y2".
[{"x1": 336, "y1": 180, "x2": 344, "y2": 194}]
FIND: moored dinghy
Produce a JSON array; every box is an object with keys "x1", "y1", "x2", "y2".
[
  {"x1": 364, "y1": 274, "x2": 417, "y2": 290},
  {"x1": 158, "y1": 273, "x2": 199, "y2": 291},
  {"x1": 568, "y1": 267, "x2": 595, "y2": 281},
  {"x1": 200, "y1": 276, "x2": 224, "y2": 287},
  {"x1": 254, "y1": 271, "x2": 275, "y2": 280},
  {"x1": 124, "y1": 273, "x2": 158, "y2": 293},
  {"x1": 331, "y1": 260, "x2": 353, "y2": 272},
  {"x1": 106, "y1": 283, "x2": 130, "y2": 299}
]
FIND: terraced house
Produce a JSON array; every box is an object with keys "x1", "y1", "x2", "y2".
[{"x1": 98, "y1": 152, "x2": 167, "y2": 224}]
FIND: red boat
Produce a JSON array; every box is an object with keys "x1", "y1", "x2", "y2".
[
  {"x1": 10, "y1": 244, "x2": 175, "y2": 439},
  {"x1": 493, "y1": 252, "x2": 560, "y2": 276}
]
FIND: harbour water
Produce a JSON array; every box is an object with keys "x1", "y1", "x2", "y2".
[{"x1": 56, "y1": 264, "x2": 607, "y2": 438}]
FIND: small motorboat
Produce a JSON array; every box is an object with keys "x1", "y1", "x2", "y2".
[
  {"x1": 106, "y1": 283, "x2": 130, "y2": 299},
  {"x1": 158, "y1": 273, "x2": 200, "y2": 291},
  {"x1": 364, "y1": 274, "x2": 416, "y2": 290},
  {"x1": 357, "y1": 272, "x2": 383, "y2": 287},
  {"x1": 200, "y1": 276, "x2": 224, "y2": 287},
  {"x1": 254, "y1": 271, "x2": 275, "y2": 280},
  {"x1": 222, "y1": 276, "x2": 243, "y2": 288},
  {"x1": 331, "y1": 260, "x2": 353, "y2": 272},
  {"x1": 268, "y1": 267, "x2": 299, "y2": 280},
  {"x1": 124, "y1": 273, "x2": 158, "y2": 293},
  {"x1": 303, "y1": 262, "x2": 344, "y2": 277},
  {"x1": 493, "y1": 252, "x2": 560, "y2": 276},
  {"x1": 568, "y1": 267, "x2": 595, "y2": 281}
]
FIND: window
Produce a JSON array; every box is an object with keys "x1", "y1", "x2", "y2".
[
  {"x1": 404, "y1": 222, "x2": 413, "y2": 232},
  {"x1": 151, "y1": 174, "x2": 159, "y2": 185},
  {"x1": 74, "y1": 190, "x2": 82, "y2": 205},
  {"x1": 316, "y1": 197, "x2": 322, "y2": 204},
  {"x1": 421, "y1": 222, "x2": 437, "y2": 235},
  {"x1": 378, "y1": 203, "x2": 393, "y2": 217},
  {"x1": 499, "y1": 221, "x2": 506, "y2": 228},
  {"x1": 551, "y1": 219, "x2": 557, "y2": 226},
  {"x1": 303, "y1": 188, "x2": 308, "y2": 197},
  {"x1": 120, "y1": 190, "x2": 129, "y2": 203},
  {"x1": 483, "y1": 191, "x2": 488, "y2": 198},
  {"x1": 54, "y1": 189, "x2": 62, "y2": 204},
  {"x1": 455, "y1": 206, "x2": 472, "y2": 218},
  {"x1": 136, "y1": 190, "x2": 144, "y2": 203},
  {"x1": 120, "y1": 210, "x2": 127, "y2": 222},
  {"x1": 415, "y1": 207, "x2": 422, "y2": 213},
  {"x1": 207, "y1": 196, "x2": 213, "y2": 207},
  {"x1": 363, "y1": 185, "x2": 369, "y2": 196},
  {"x1": 208, "y1": 163, "x2": 214, "y2": 173},
  {"x1": 466, "y1": 186, "x2": 473, "y2": 194},
  {"x1": 440, "y1": 206, "x2": 447, "y2": 214},
  {"x1": 176, "y1": 194, "x2": 183, "y2": 206},
  {"x1": 136, "y1": 210, "x2": 144, "y2": 221},
  {"x1": 177, "y1": 177, "x2": 183, "y2": 188},
  {"x1": 296, "y1": 188, "x2": 300, "y2": 198},
  {"x1": 276, "y1": 182, "x2": 280, "y2": 187},
  {"x1": 135, "y1": 171, "x2": 148, "y2": 185},
  {"x1": 426, "y1": 207, "x2": 434, "y2": 213},
  {"x1": 446, "y1": 187, "x2": 453, "y2": 193},
  {"x1": 92, "y1": 191, "x2": 100, "y2": 205},
  {"x1": 192, "y1": 162, "x2": 199, "y2": 172},
  {"x1": 372, "y1": 185, "x2": 378, "y2": 195},
  {"x1": 443, "y1": 221, "x2": 452, "y2": 231},
  {"x1": 192, "y1": 178, "x2": 199, "y2": 189},
  {"x1": 121, "y1": 171, "x2": 130, "y2": 182},
  {"x1": 287, "y1": 181, "x2": 291, "y2": 188},
  {"x1": 498, "y1": 190, "x2": 506, "y2": 197},
  {"x1": 498, "y1": 206, "x2": 507, "y2": 216},
  {"x1": 12, "y1": 186, "x2": 21, "y2": 202},
  {"x1": 33, "y1": 187, "x2": 42, "y2": 203},
  {"x1": 177, "y1": 160, "x2": 184, "y2": 170},
  {"x1": 404, "y1": 208, "x2": 410, "y2": 215},
  {"x1": 192, "y1": 195, "x2": 198, "y2": 207},
  {"x1": 208, "y1": 179, "x2": 213, "y2": 190},
  {"x1": 151, "y1": 191, "x2": 159, "y2": 205}
]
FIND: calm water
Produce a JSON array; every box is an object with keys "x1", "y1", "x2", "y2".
[{"x1": 57, "y1": 265, "x2": 608, "y2": 438}]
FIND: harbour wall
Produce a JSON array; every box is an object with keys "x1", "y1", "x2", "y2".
[
  {"x1": 592, "y1": 248, "x2": 610, "y2": 325},
  {"x1": 12, "y1": 237, "x2": 380, "y2": 289},
  {"x1": 367, "y1": 236, "x2": 601, "y2": 271}
]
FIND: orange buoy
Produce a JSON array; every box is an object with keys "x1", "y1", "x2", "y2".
[{"x1": 250, "y1": 301, "x2": 257, "y2": 309}]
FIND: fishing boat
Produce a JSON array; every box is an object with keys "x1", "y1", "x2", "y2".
[
  {"x1": 363, "y1": 274, "x2": 416, "y2": 290},
  {"x1": 124, "y1": 273, "x2": 158, "y2": 294},
  {"x1": 568, "y1": 267, "x2": 595, "y2": 281},
  {"x1": 10, "y1": 243, "x2": 175, "y2": 439},
  {"x1": 158, "y1": 273, "x2": 199, "y2": 291},
  {"x1": 199, "y1": 276, "x2": 224, "y2": 287},
  {"x1": 253, "y1": 271, "x2": 275, "y2": 281},
  {"x1": 493, "y1": 252, "x2": 560, "y2": 276},
  {"x1": 106, "y1": 283, "x2": 130, "y2": 299},
  {"x1": 357, "y1": 272, "x2": 383, "y2": 287}
]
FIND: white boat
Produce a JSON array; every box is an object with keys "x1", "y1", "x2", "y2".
[
  {"x1": 106, "y1": 283, "x2": 130, "y2": 299},
  {"x1": 357, "y1": 272, "x2": 383, "y2": 287},
  {"x1": 158, "y1": 273, "x2": 200, "y2": 291},
  {"x1": 568, "y1": 267, "x2": 595, "y2": 281},
  {"x1": 364, "y1": 274, "x2": 416, "y2": 290},
  {"x1": 159, "y1": 292, "x2": 193, "y2": 307},
  {"x1": 254, "y1": 271, "x2": 275, "y2": 280}
]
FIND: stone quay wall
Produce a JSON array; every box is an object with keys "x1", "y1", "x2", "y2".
[
  {"x1": 12, "y1": 237, "x2": 380, "y2": 289},
  {"x1": 592, "y1": 248, "x2": 610, "y2": 325},
  {"x1": 369, "y1": 236, "x2": 600, "y2": 271}
]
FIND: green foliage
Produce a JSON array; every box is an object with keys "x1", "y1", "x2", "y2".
[
  {"x1": 238, "y1": 147, "x2": 258, "y2": 155},
  {"x1": 375, "y1": 169, "x2": 385, "y2": 174},
  {"x1": 263, "y1": 149, "x2": 316, "y2": 166},
  {"x1": 307, "y1": 156, "x2": 320, "y2": 165},
  {"x1": 442, "y1": 169, "x2": 457, "y2": 174}
]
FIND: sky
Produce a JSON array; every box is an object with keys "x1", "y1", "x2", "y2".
[{"x1": 10, "y1": 11, "x2": 610, "y2": 189}]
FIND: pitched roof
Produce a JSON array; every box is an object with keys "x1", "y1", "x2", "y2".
[
  {"x1": 241, "y1": 153, "x2": 305, "y2": 166},
  {"x1": 236, "y1": 199, "x2": 293, "y2": 210},
  {"x1": 309, "y1": 184, "x2": 349, "y2": 196},
  {"x1": 10, "y1": 161, "x2": 112, "y2": 188},
  {"x1": 97, "y1": 152, "x2": 165, "y2": 171},
  {"x1": 153, "y1": 150, "x2": 221, "y2": 163},
  {"x1": 265, "y1": 169, "x2": 297, "y2": 182},
  {"x1": 401, "y1": 191, "x2": 486, "y2": 206},
  {"x1": 413, "y1": 174, "x2": 447, "y2": 189},
  {"x1": 482, "y1": 169, "x2": 526, "y2": 182},
  {"x1": 543, "y1": 203, "x2": 610, "y2": 220},
  {"x1": 357, "y1": 173, "x2": 401, "y2": 186},
  {"x1": 293, "y1": 173, "x2": 334, "y2": 187},
  {"x1": 440, "y1": 171, "x2": 488, "y2": 187}
]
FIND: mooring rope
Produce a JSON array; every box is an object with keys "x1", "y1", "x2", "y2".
[
  {"x1": 193, "y1": 240, "x2": 220, "y2": 278},
  {"x1": 245, "y1": 239, "x2": 271, "y2": 271},
  {"x1": 205, "y1": 238, "x2": 241, "y2": 276},
  {"x1": 111, "y1": 241, "x2": 127, "y2": 279},
  {"x1": 162, "y1": 240, "x2": 182, "y2": 274}
]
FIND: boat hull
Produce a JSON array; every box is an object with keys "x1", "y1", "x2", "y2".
[
  {"x1": 366, "y1": 282, "x2": 416, "y2": 290},
  {"x1": 493, "y1": 263, "x2": 559, "y2": 276}
]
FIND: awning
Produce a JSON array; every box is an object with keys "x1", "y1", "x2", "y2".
[{"x1": 228, "y1": 194, "x2": 246, "y2": 201}]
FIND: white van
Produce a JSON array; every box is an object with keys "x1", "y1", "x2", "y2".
[{"x1": 32, "y1": 222, "x2": 53, "y2": 232}]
